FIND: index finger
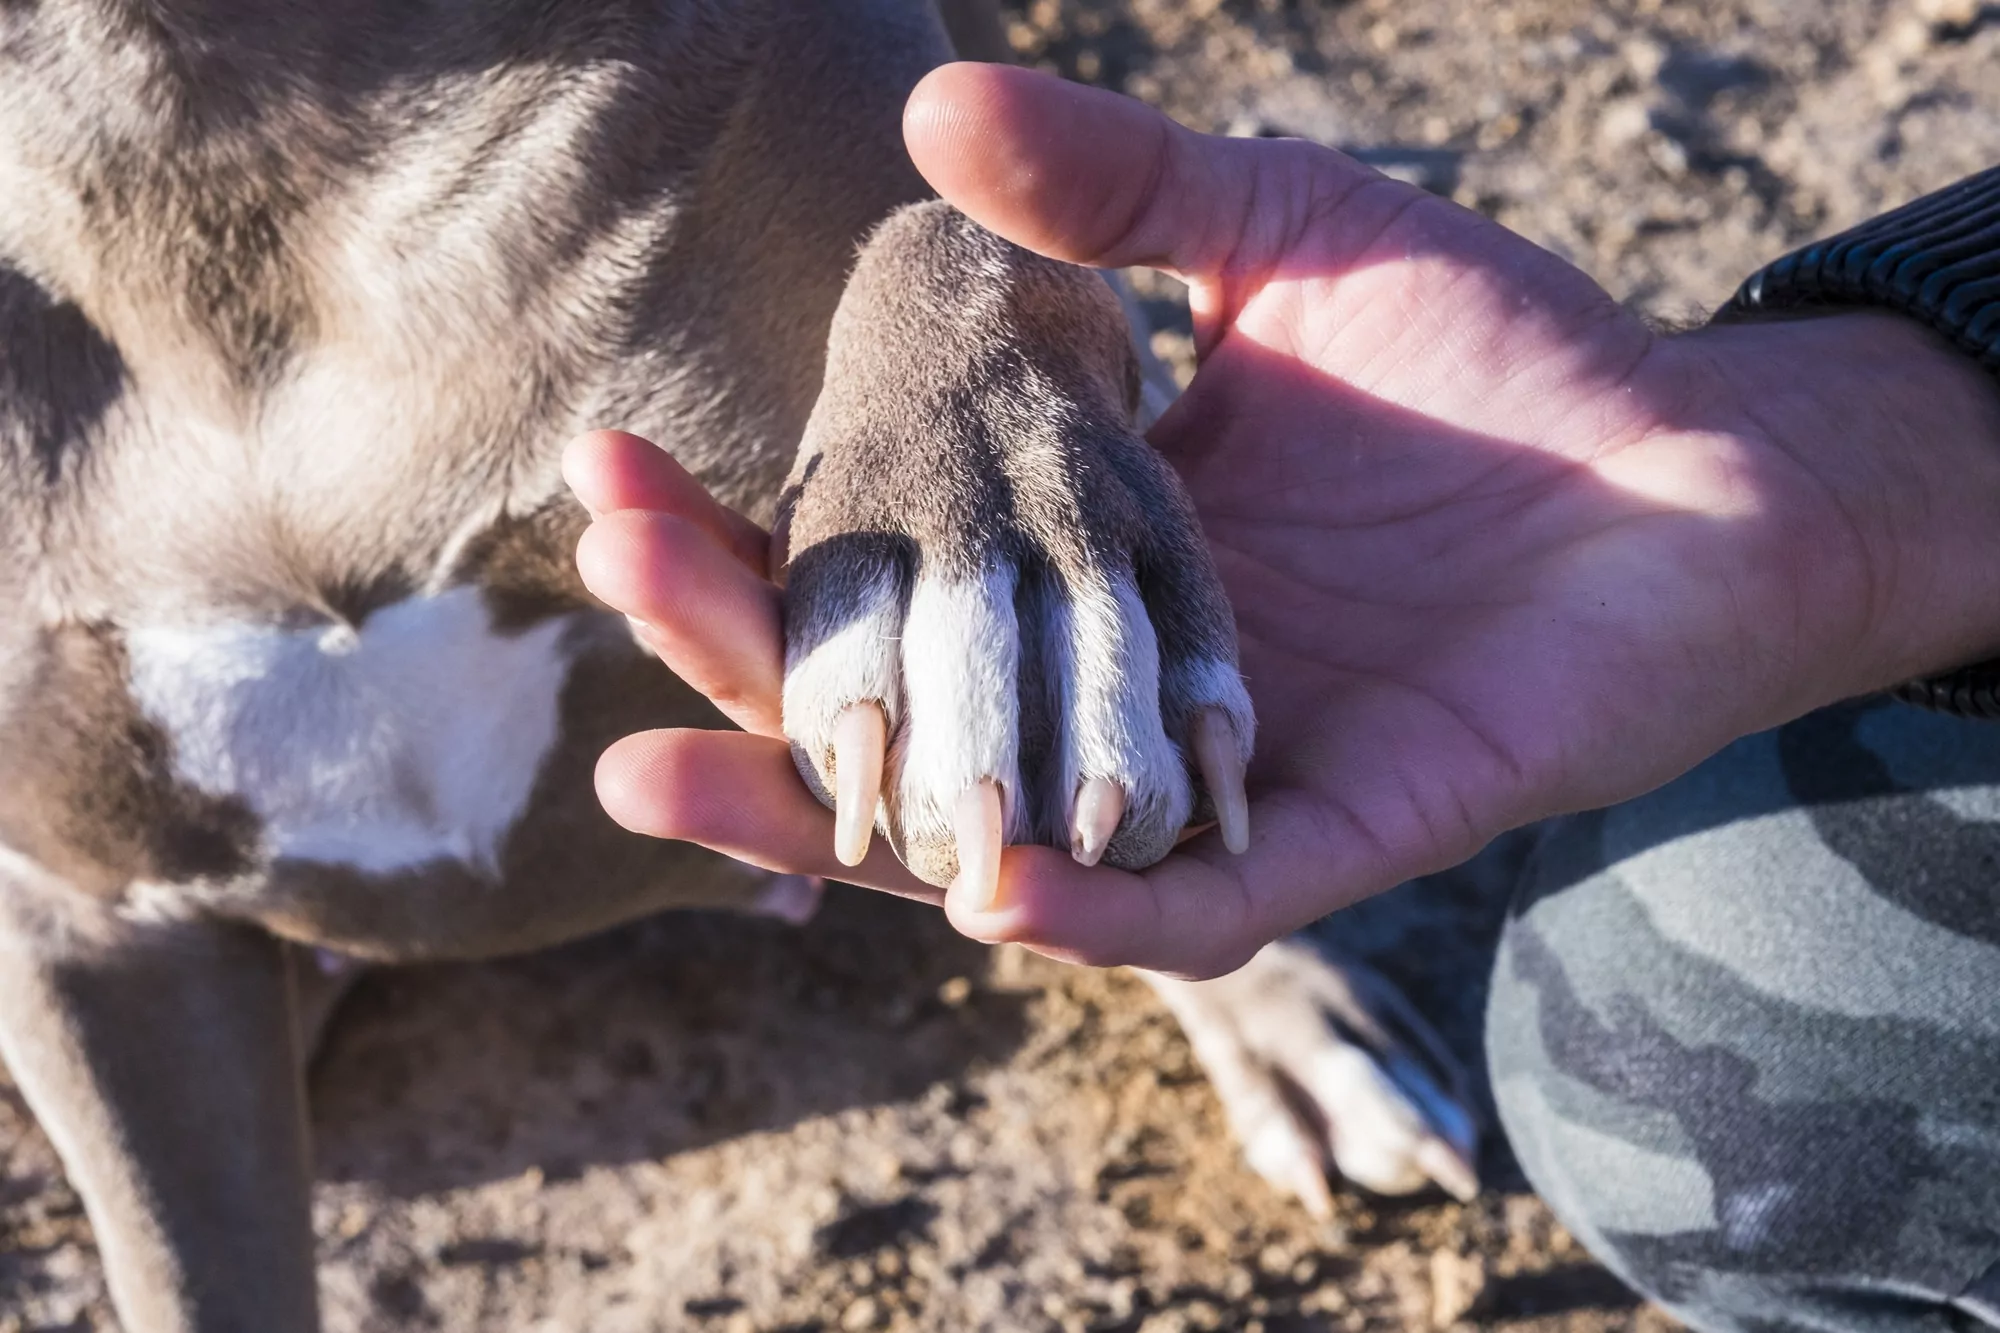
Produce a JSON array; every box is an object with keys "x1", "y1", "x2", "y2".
[{"x1": 564, "y1": 429, "x2": 772, "y2": 574}]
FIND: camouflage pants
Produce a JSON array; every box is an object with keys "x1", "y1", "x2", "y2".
[{"x1": 1489, "y1": 697, "x2": 2000, "y2": 1332}]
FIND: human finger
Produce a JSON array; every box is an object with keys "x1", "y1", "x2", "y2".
[
  {"x1": 904, "y1": 63, "x2": 1380, "y2": 289},
  {"x1": 596, "y1": 727, "x2": 934, "y2": 900},
  {"x1": 563, "y1": 430, "x2": 771, "y2": 574},
  {"x1": 944, "y1": 790, "x2": 1407, "y2": 980},
  {"x1": 575, "y1": 510, "x2": 785, "y2": 737}
]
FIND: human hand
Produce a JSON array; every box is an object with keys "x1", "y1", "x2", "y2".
[{"x1": 571, "y1": 64, "x2": 2000, "y2": 978}]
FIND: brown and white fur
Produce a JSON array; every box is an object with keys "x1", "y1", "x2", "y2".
[{"x1": 0, "y1": 3, "x2": 1477, "y2": 1328}]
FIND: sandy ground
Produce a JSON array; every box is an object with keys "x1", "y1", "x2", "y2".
[{"x1": 7, "y1": 1, "x2": 2000, "y2": 1330}]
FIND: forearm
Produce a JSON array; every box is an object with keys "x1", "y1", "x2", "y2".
[{"x1": 1671, "y1": 310, "x2": 2000, "y2": 717}]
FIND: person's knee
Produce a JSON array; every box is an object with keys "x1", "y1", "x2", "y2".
[
  {"x1": 1487, "y1": 749, "x2": 2000, "y2": 1331},
  {"x1": 1487, "y1": 904, "x2": 1744, "y2": 1325}
]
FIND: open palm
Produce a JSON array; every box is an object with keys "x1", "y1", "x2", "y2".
[{"x1": 574, "y1": 65, "x2": 1996, "y2": 977}]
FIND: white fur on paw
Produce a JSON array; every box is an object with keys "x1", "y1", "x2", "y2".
[
  {"x1": 1167, "y1": 655, "x2": 1256, "y2": 766},
  {"x1": 782, "y1": 552, "x2": 1254, "y2": 881},
  {"x1": 783, "y1": 563, "x2": 906, "y2": 822},
  {"x1": 1040, "y1": 570, "x2": 1191, "y2": 860},
  {"x1": 1242, "y1": 1114, "x2": 1337, "y2": 1221},
  {"x1": 891, "y1": 566, "x2": 1030, "y2": 846}
]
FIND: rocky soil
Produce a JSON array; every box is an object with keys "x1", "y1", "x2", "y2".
[{"x1": 6, "y1": 1, "x2": 2000, "y2": 1330}]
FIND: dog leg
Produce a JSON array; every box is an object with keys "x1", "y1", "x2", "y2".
[
  {"x1": 778, "y1": 201, "x2": 1255, "y2": 890},
  {"x1": 0, "y1": 880, "x2": 318, "y2": 1333}
]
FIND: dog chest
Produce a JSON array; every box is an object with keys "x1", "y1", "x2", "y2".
[{"x1": 122, "y1": 588, "x2": 576, "y2": 883}]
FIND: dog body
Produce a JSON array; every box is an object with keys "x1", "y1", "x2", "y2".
[
  {"x1": 0, "y1": 0, "x2": 946, "y2": 949},
  {"x1": 0, "y1": 4, "x2": 1476, "y2": 1328}
]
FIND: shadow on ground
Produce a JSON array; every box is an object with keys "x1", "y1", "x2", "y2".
[{"x1": 310, "y1": 887, "x2": 1029, "y2": 1196}]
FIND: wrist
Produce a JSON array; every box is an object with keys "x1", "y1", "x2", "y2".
[{"x1": 1674, "y1": 310, "x2": 2000, "y2": 716}]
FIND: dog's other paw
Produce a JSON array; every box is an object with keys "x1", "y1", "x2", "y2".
[
  {"x1": 1146, "y1": 938, "x2": 1482, "y2": 1214},
  {"x1": 778, "y1": 202, "x2": 1252, "y2": 892}
]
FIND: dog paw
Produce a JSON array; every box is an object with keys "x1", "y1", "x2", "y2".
[
  {"x1": 777, "y1": 202, "x2": 1252, "y2": 891},
  {"x1": 1146, "y1": 939, "x2": 1482, "y2": 1213}
]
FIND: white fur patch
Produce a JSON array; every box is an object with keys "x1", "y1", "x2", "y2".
[
  {"x1": 781, "y1": 569, "x2": 906, "y2": 749},
  {"x1": 124, "y1": 588, "x2": 574, "y2": 877},
  {"x1": 1046, "y1": 571, "x2": 1191, "y2": 837},
  {"x1": 892, "y1": 568, "x2": 1029, "y2": 840}
]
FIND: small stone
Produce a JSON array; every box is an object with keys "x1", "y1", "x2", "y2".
[
  {"x1": 1596, "y1": 98, "x2": 1653, "y2": 151},
  {"x1": 1301, "y1": 1284, "x2": 1351, "y2": 1314},
  {"x1": 1916, "y1": 0, "x2": 1980, "y2": 26},
  {"x1": 1185, "y1": 1299, "x2": 1225, "y2": 1331},
  {"x1": 1622, "y1": 35, "x2": 1667, "y2": 82},
  {"x1": 1430, "y1": 1249, "x2": 1487, "y2": 1327},
  {"x1": 1885, "y1": 15, "x2": 1934, "y2": 57},
  {"x1": 937, "y1": 976, "x2": 973, "y2": 1007},
  {"x1": 1475, "y1": 112, "x2": 1522, "y2": 150},
  {"x1": 337, "y1": 1203, "x2": 370, "y2": 1239},
  {"x1": 1646, "y1": 134, "x2": 1690, "y2": 177},
  {"x1": 842, "y1": 1295, "x2": 883, "y2": 1330}
]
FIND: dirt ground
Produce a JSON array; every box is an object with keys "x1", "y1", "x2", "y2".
[{"x1": 6, "y1": 1, "x2": 2000, "y2": 1330}]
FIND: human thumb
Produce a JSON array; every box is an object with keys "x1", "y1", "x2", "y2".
[{"x1": 903, "y1": 62, "x2": 1377, "y2": 286}]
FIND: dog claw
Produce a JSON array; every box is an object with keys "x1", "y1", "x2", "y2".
[
  {"x1": 953, "y1": 779, "x2": 1005, "y2": 911},
  {"x1": 831, "y1": 702, "x2": 886, "y2": 867},
  {"x1": 1415, "y1": 1135, "x2": 1481, "y2": 1203},
  {"x1": 1194, "y1": 709, "x2": 1249, "y2": 854},
  {"x1": 1245, "y1": 1118, "x2": 1337, "y2": 1221},
  {"x1": 1072, "y1": 778, "x2": 1125, "y2": 867}
]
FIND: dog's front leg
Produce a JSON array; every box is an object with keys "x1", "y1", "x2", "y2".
[
  {"x1": 0, "y1": 880, "x2": 318, "y2": 1333},
  {"x1": 777, "y1": 200, "x2": 1255, "y2": 886},
  {"x1": 773, "y1": 202, "x2": 1485, "y2": 1214}
]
